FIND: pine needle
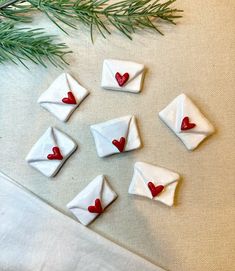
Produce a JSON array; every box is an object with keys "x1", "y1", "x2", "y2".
[
  {"x1": 0, "y1": 0, "x2": 183, "y2": 67},
  {"x1": 1, "y1": 0, "x2": 182, "y2": 39},
  {"x1": 0, "y1": 21, "x2": 71, "y2": 67}
]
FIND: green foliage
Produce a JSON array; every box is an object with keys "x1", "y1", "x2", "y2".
[
  {"x1": 73, "y1": 0, "x2": 182, "y2": 41},
  {"x1": 0, "y1": 0, "x2": 182, "y2": 67},
  {"x1": 0, "y1": 22, "x2": 71, "y2": 67},
  {"x1": 0, "y1": 2, "x2": 32, "y2": 22},
  {"x1": 28, "y1": 0, "x2": 76, "y2": 32}
]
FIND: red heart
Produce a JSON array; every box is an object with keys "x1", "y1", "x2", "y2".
[
  {"x1": 181, "y1": 116, "x2": 196, "y2": 131},
  {"x1": 62, "y1": 91, "x2": 77, "y2": 104},
  {"x1": 115, "y1": 72, "x2": 129, "y2": 87},
  {"x1": 148, "y1": 182, "x2": 164, "y2": 197},
  {"x1": 88, "y1": 199, "x2": 103, "y2": 214},
  {"x1": 112, "y1": 137, "x2": 126, "y2": 152},
  {"x1": 47, "y1": 147, "x2": 63, "y2": 160}
]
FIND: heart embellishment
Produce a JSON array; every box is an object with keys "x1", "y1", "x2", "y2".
[
  {"x1": 88, "y1": 199, "x2": 103, "y2": 214},
  {"x1": 47, "y1": 147, "x2": 63, "y2": 160},
  {"x1": 115, "y1": 72, "x2": 129, "y2": 87},
  {"x1": 148, "y1": 182, "x2": 164, "y2": 197},
  {"x1": 181, "y1": 116, "x2": 196, "y2": 131},
  {"x1": 62, "y1": 91, "x2": 77, "y2": 104},
  {"x1": 112, "y1": 137, "x2": 126, "y2": 152}
]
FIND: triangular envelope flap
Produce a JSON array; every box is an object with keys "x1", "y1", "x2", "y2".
[
  {"x1": 105, "y1": 59, "x2": 144, "y2": 84},
  {"x1": 26, "y1": 127, "x2": 57, "y2": 162},
  {"x1": 91, "y1": 116, "x2": 132, "y2": 143},
  {"x1": 52, "y1": 128, "x2": 76, "y2": 156},
  {"x1": 38, "y1": 73, "x2": 70, "y2": 104},
  {"x1": 176, "y1": 94, "x2": 214, "y2": 134},
  {"x1": 101, "y1": 177, "x2": 117, "y2": 206},
  {"x1": 130, "y1": 168, "x2": 152, "y2": 198},
  {"x1": 68, "y1": 175, "x2": 104, "y2": 211},
  {"x1": 135, "y1": 162, "x2": 179, "y2": 186},
  {"x1": 66, "y1": 73, "x2": 88, "y2": 98},
  {"x1": 155, "y1": 182, "x2": 178, "y2": 207}
]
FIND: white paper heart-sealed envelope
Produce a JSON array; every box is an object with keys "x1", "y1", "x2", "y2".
[
  {"x1": 67, "y1": 175, "x2": 117, "y2": 226},
  {"x1": 128, "y1": 162, "x2": 180, "y2": 207},
  {"x1": 38, "y1": 73, "x2": 89, "y2": 122},
  {"x1": 159, "y1": 93, "x2": 215, "y2": 150},
  {"x1": 101, "y1": 59, "x2": 145, "y2": 93},
  {"x1": 25, "y1": 127, "x2": 77, "y2": 177},
  {"x1": 90, "y1": 115, "x2": 141, "y2": 157}
]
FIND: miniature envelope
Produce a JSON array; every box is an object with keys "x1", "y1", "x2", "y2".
[
  {"x1": 159, "y1": 93, "x2": 215, "y2": 150},
  {"x1": 101, "y1": 59, "x2": 145, "y2": 93},
  {"x1": 90, "y1": 115, "x2": 141, "y2": 158},
  {"x1": 25, "y1": 127, "x2": 77, "y2": 177},
  {"x1": 38, "y1": 73, "x2": 89, "y2": 122},
  {"x1": 67, "y1": 175, "x2": 117, "y2": 226},
  {"x1": 128, "y1": 162, "x2": 180, "y2": 207}
]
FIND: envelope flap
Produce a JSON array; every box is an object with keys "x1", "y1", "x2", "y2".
[
  {"x1": 135, "y1": 162, "x2": 179, "y2": 187},
  {"x1": 91, "y1": 115, "x2": 132, "y2": 143},
  {"x1": 131, "y1": 166, "x2": 152, "y2": 199},
  {"x1": 67, "y1": 175, "x2": 104, "y2": 211},
  {"x1": 105, "y1": 59, "x2": 144, "y2": 84},
  {"x1": 26, "y1": 127, "x2": 58, "y2": 162},
  {"x1": 66, "y1": 73, "x2": 89, "y2": 100},
  {"x1": 175, "y1": 94, "x2": 214, "y2": 134},
  {"x1": 38, "y1": 73, "x2": 72, "y2": 104}
]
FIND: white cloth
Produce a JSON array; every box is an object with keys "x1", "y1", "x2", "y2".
[
  {"x1": 90, "y1": 115, "x2": 141, "y2": 157},
  {"x1": 159, "y1": 93, "x2": 215, "y2": 150},
  {"x1": 67, "y1": 175, "x2": 117, "y2": 226},
  {"x1": 38, "y1": 73, "x2": 89, "y2": 122},
  {"x1": 128, "y1": 162, "x2": 180, "y2": 207},
  {"x1": 25, "y1": 127, "x2": 77, "y2": 177},
  {"x1": 0, "y1": 171, "x2": 164, "y2": 271},
  {"x1": 101, "y1": 59, "x2": 145, "y2": 93}
]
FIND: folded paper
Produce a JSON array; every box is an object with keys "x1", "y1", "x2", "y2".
[
  {"x1": 38, "y1": 73, "x2": 89, "y2": 122},
  {"x1": 159, "y1": 93, "x2": 215, "y2": 150},
  {"x1": 26, "y1": 127, "x2": 77, "y2": 177},
  {"x1": 101, "y1": 59, "x2": 145, "y2": 93},
  {"x1": 90, "y1": 115, "x2": 141, "y2": 157},
  {"x1": 67, "y1": 175, "x2": 117, "y2": 226},
  {"x1": 128, "y1": 162, "x2": 180, "y2": 207}
]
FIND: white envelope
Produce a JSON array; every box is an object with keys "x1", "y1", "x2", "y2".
[
  {"x1": 26, "y1": 127, "x2": 77, "y2": 177},
  {"x1": 67, "y1": 175, "x2": 117, "y2": 226},
  {"x1": 90, "y1": 115, "x2": 141, "y2": 157},
  {"x1": 128, "y1": 162, "x2": 180, "y2": 207},
  {"x1": 101, "y1": 59, "x2": 145, "y2": 93},
  {"x1": 159, "y1": 93, "x2": 215, "y2": 150},
  {"x1": 38, "y1": 73, "x2": 89, "y2": 122}
]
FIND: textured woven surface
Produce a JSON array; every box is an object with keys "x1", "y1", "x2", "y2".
[{"x1": 0, "y1": 1, "x2": 234, "y2": 270}]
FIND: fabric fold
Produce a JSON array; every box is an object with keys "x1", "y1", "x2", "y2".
[{"x1": 0, "y1": 172, "x2": 164, "y2": 271}]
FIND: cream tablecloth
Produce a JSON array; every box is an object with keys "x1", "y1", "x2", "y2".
[{"x1": 0, "y1": 1, "x2": 234, "y2": 270}]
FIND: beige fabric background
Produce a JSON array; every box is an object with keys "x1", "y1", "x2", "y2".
[{"x1": 0, "y1": 1, "x2": 235, "y2": 270}]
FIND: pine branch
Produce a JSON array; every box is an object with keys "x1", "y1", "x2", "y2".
[
  {"x1": 0, "y1": 2, "x2": 32, "y2": 22},
  {"x1": 28, "y1": 0, "x2": 77, "y2": 33},
  {"x1": 0, "y1": 0, "x2": 19, "y2": 8},
  {"x1": 0, "y1": 22, "x2": 71, "y2": 67},
  {"x1": 1, "y1": 0, "x2": 182, "y2": 38},
  {"x1": 72, "y1": 0, "x2": 183, "y2": 40},
  {"x1": 27, "y1": 0, "x2": 182, "y2": 40},
  {"x1": 0, "y1": 0, "x2": 182, "y2": 68}
]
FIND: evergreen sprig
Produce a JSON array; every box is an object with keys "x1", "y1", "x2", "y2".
[
  {"x1": 28, "y1": 0, "x2": 76, "y2": 32},
  {"x1": 0, "y1": 22, "x2": 71, "y2": 67},
  {"x1": 0, "y1": 0, "x2": 182, "y2": 68},
  {"x1": 73, "y1": 0, "x2": 182, "y2": 41}
]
